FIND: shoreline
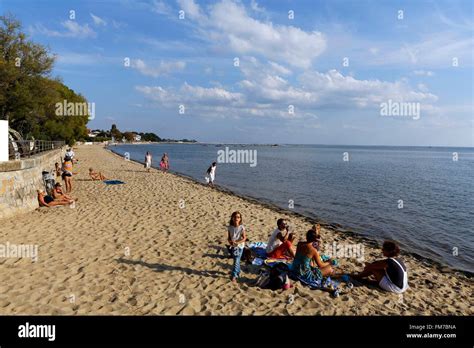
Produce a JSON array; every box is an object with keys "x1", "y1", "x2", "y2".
[
  {"x1": 106, "y1": 146, "x2": 473, "y2": 278},
  {"x1": 0, "y1": 144, "x2": 471, "y2": 315}
]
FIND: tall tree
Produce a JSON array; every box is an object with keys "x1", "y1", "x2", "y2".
[{"x1": 0, "y1": 14, "x2": 89, "y2": 145}]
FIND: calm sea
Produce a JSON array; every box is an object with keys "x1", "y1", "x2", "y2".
[{"x1": 111, "y1": 144, "x2": 474, "y2": 273}]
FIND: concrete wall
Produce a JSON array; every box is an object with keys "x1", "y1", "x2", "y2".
[{"x1": 0, "y1": 148, "x2": 64, "y2": 220}]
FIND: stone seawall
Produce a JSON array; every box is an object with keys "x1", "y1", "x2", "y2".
[{"x1": 0, "y1": 149, "x2": 65, "y2": 220}]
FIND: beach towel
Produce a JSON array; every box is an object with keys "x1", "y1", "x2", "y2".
[
  {"x1": 251, "y1": 258, "x2": 264, "y2": 266},
  {"x1": 321, "y1": 254, "x2": 339, "y2": 266},
  {"x1": 264, "y1": 258, "x2": 292, "y2": 268},
  {"x1": 249, "y1": 241, "x2": 268, "y2": 259},
  {"x1": 103, "y1": 180, "x2": 125, "y2": 185}
]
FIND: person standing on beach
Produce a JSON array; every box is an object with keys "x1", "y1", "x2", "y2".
[
  {"x1": 145, "y1": 151, "x2": 152, "y2": 172},
  {"x1": 205, "y1": 162, "x2": 217, "y2": 187},
  {"x1": 61, "y1": 156, "x2": 73, "y2": 193},
  {"x1": 227, "y1": 211, "x2": 247, "y2": 283},
  {"x1": 160, "y1": 153, "x2": 169, "y2": 172}
]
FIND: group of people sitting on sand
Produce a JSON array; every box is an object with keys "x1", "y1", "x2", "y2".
[
  {"x1": 38, "y1": 148, "x2": 108, "y2": 208},
  {"x1": 227, "y1": 211, "x2": 409, "y2": 294}
]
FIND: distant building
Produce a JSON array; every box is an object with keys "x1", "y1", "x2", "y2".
[
  {"x1": 88, "y1": 130, "x2": 101, "y2": 138},
  {"x1": 134, "y1": 134, "x2": 141, "y2": 142}
]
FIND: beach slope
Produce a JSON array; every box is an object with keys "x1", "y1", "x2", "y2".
[{"x1": 0, "y1": 145, "x2": 471, "y2": 315}]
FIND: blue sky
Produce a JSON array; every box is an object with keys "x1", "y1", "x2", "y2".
[{"x1": 1, "y1": 0, "x2": 473, "y2": 146}]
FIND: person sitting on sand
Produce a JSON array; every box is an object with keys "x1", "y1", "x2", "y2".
[
  {"x1": 309, "y1": 223, "x2": 338, "y2": 267},
  {"x1": 290, "y1": 229, "x2": 335, "y2": 284},
  {"x1": 350, "y1": 240, "x2": 408, "y2": 294},
  {"x1": 89, "y1": 167, "x2": 107, "y2": 180},
  {"x1": 266, "y1": 218, "x2": 296, "y2": 259},
  {"x1": 227, "y1": 211, "x2": 247, "y2": 283},
  {"x1": 52, "y1": 183, "x2": 76, "y2": 203},
  {"x1": 37, "y1": 189, "x2": 72, "y2": 207}
]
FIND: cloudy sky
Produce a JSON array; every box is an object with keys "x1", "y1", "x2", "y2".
[{"x1": 2, "y1": 0, "x2": 473, "y2": 146}]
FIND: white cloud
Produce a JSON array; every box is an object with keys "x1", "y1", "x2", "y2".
[
  {"x1": 29, "y1": 21, "x2": 96, "y2": 39},
  {"x1": 413, "y1": 70, "x2": 434, "y2": 77},
  {"x1": 174, "y1": 0, "x2": 326, "y2": 68},
  {"x1": 136, "y1": 83, "x2": 242, "y2": 104},
  {"x1": 369, "y1": 47, "x2": 379, "y2": 55},
  {"x1": 298, "y1": 70, "x2": 438, "y2": 107},
  {"x1": 177, "y1": 0, "x2": 206, "y2": 21},
  {"x1": 268, "y1": 61, "x2": 292, "y2": 75},
  {"x1": 131, "y1": 59, "x2": 186, "y2": 77},
  {"x1": 90, "y1": 13, "x2": 107, "y2": 26},
  {"x1": 152, "y1": 0, "x2": 173, "y2": 15},
  {"x1": 56, "y1": 52, "x2": 101, "y2": 65},
  {"x1": 250, "y1": 0, "x2": 264, "y2": 13},
  {"x1": 373, "y1": 32, "x2": 473, "y2": 67},
  {"x1": 136, "y1": 53, "x2": 438, "y2": 120}
]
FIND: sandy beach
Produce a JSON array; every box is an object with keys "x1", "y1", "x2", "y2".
[{"x1": 0, "y1": 144, "x2": 471, "y2": 315}]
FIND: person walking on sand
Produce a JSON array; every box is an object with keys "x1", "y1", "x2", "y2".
[
  {"x1": 160, "y1": 153, "x2": 169, "y2": 172},
  {"x1": 145, "y1": 151, "x2": 152, "y2": 172},
  {"x1": 227, "y1": 211, "x2": 247, "y2": 283},
  {"x1": 205, "y1": 162, "x2": 217, "y2": 187}
]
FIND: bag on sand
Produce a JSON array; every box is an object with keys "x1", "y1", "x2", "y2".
[
  {"x1": 267, "y1": 263, "x2": 291, "y2": 290},
  {"x1": 254, "y1": 269, "x2": 271, "y2": 288},
  {"x1": 241, "y1": 247, "x2": 256, "y2": 264}
]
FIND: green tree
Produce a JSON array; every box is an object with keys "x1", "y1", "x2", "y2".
[
  {"x1": 0, "y1": 14, "x2": 89, "y2": 144},
  {"x1": 110, "y1": 124, "x2": 122, "y2": 141},
  {"x1": 123, "y1": 131, "x2": 135, "y2": 142}
]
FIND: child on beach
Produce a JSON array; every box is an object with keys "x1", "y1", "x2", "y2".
[
  {"x1": 54, "y1": 162, "x2": 62, "y2": 179},
  {"x1": 350, "y1": 240, "x2": 408, "y2": 294},
  {"x1": 205, "y1": 162, "x2": 217, "y2": 187},
  {"x1": 227, "y1": 211, "x2": 247, "y2": 283},
  {"x1": 310, "y1": 223, "x2": 338, "y2": 267}
]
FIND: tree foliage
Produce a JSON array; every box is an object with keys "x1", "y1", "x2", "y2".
[{"x1": 0, "y1": 14, "x2": 89, "y2": 145}]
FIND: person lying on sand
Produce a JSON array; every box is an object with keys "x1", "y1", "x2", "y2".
[
  {"x1": 52, "y1": 183, "x2": 77, "y2": 203},
  {"x1": 89, "y1": 168, "x2": 107, "y2": 180},
  {"x1": 350, "y1": 240, "x2": 408, "y2": 294},
  {"x1": 266, "y1": 218, "x2": 296, "y2": 259},
  {"x1": 37, "y1": 190, "x2": 73, "y2": 207}
]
